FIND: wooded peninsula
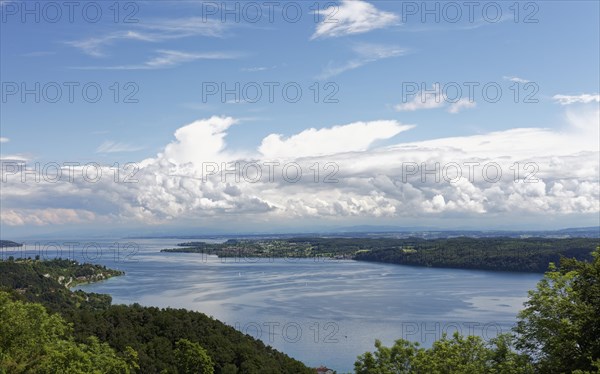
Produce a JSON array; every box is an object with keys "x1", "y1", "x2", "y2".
[{"x1": 161, "y1": 237, "x2": 599, "y2": 273}]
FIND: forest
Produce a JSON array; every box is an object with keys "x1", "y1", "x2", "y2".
[
  {"x1": 0, "y1": 259, "x2": 313, "y2": 373},
  {"x1": 164, "y1": 237, "x2": 600, "y2": 272},
  {"x1": 352, "y1": 237, "x2": 599, "y2": 272}
]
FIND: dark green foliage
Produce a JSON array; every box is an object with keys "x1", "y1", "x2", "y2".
[
  {"x1": 0, "y1": 292, "x2": 137, "y2": 373},
  {"x1": 66, "y1": 303, "x2": 312, "y2": 373},
  {"x1": 354, "y1": 333, "x2": 533, "y2": 374},
  {"x1": 0, "y1": 259, "x2": 116, "y2": 312},
  {"x1": 515, "y1": 247, "x2": 600, "y2": 373},
  {"x1": 175, "y1": 339, "x2": 214, "y2": 374},
  {"x1": 165, "y1": 237, "x2": 599, "y2": 273},
  {"x1": 0, "y1": 259, "x2": 313, "y2": 373},
  {"x1": 353, "y1": 237, "x2": 598, "y2": 272}
]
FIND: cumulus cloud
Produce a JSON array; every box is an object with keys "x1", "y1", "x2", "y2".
[
  {"x1": 1, "y1": 109, "x2": 598, "y2": 227},
  {"x1": 258, "y1": 120, "x2": 413, "y2": 159},
  {"x1": 312, "y1": 0, "x2": 398, "y2": 39},
  {"x1": 161, "y1": 116, "x2": 239, "y2": 165}
]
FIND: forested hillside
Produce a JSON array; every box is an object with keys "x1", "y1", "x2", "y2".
[
  {"x1": 0, "y1": 259, "x2": 313, "y2": 373},
  {"x1": 353, "y1": 237, "x2": 598, "y2": 272}
]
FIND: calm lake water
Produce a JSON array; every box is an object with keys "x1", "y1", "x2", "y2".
[{"x1": 10, "y1": 239, "x2": 542, "y2": 373}]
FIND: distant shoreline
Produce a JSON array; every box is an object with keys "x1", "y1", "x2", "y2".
[{"x1": 161, "y1": 236, "x2": 599, "y2": 273}]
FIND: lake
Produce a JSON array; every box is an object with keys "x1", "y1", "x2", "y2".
[{"x1": 9, "y1": 238, "x2": 542, "y2": 373}]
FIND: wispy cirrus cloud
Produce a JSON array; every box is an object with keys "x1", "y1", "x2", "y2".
[
  {"x1": 66, "y1": 31, "x2": 159, "y2": 57},
  {"x1": 553, "y1": 93, "x2": 600, "y2": 105},
  {"x1": 145, "y1": 50, "x2": 238, "y2": 69},
  {"x1": 96, "y1": 141, "x2": 145, "y2": 153},
  {"x1": 67, "y1": 17, "x2": 228, "y2": 57},
  {"x1": 318, "y1": 43, "x2": 407, "y2": 79},
  {"x1": 241, "y1": 65, "x2": 277, "y2": 72},
  {"x1": 136, "y1": 17, "x2": 227, "y2": 38},
  {"x1": 312, "y1": 0, "x2": 399, "y2": 39},
  {"x1": 74, "y1": 49, "x2": 240, "y2": 70}
]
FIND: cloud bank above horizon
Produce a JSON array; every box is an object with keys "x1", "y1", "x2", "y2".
[{"x1": 1, "y1": 103, "x2": 598, "y2": 230}]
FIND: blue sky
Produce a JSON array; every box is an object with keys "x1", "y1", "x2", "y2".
[{"x1": 1, "y1": 0, "x2": 599, "y2": 237}]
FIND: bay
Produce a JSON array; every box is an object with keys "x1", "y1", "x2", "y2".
[{"x1": 13, "y1": 238, "x2": 541, "y2": 373}]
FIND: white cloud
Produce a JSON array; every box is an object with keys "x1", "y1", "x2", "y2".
[
  {"x1": 161, "y1": 116, "x2": 239, "y2": 165},
  {"x1": 144, "y1": 50, "x2": 238, "y2": 69},
  {"x1": 259, "y1": 120, "x2": 414, "y2": 159},
  {"x1": 96, "y1": 141, "x2": 144, "y2": 153},
  {"x1": 0, "y1": 154, "x2": 27, "y2": 162},
  {"x1": 318, "y1": 43, "x2": 406, "y2": 79},
  {"x1": 448, "y1": 98, "x2": 477, "y2": 114},
  {"x1": 553, "y1": 94, "x2": 600, "y2": 105},
  {"x1": 0, "y1": 137, "x2": 9, "y2": 143},
  {"x1": 1, "y1": 209, "x2": 97, "y2": 226},
  {"x1": 75, "y1": 50, "x2": 239, "y2": 70},
  {"x1": 137, "y1": 17, "x2": 226, "y2": 38},
  {"x1": 395, "y1": 83, "x2": 445, "y2": 112},
  {"x1": 67, "y1": 17, "x2": 227, "y2": 57},
  {"x1": 312, "y1": 0, "x2": 399, "y2": 39},
  {"x1": 395, "y1": 98, "x2": 444, "y2": 112},
  {"x1": 503, "y1": 76, "x2": 530, "y2": 83},
  {"x1": 1, "y1": 109, "x2": 598, "y2": 227},
  {"x1": 395, "y1": 84, "x2": 476, "y2": 113},
  {"x1": 353, "y1": 43, "x2": 406, "y2": 59},
  {"x1": 66, "y1": 31, "x2": 158, "y2": 57},
  {"x1": 241, "y1": 67, "x2": 268, "y2": 72}
]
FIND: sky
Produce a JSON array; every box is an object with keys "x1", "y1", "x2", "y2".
[{"x1": 0, "y1": 0, "x2": 599, "y2": 238}]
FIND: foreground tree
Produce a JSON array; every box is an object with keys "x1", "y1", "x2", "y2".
[
  {"x1": 0, "y1": 292, "x2": 137, "y2": 373},
  {"x1": 355, "y1": 332, "x2": 533, "y2": 374},
  {"x1": 356, "y1": 247, "x2": 600, "y2": 373},
  {"x1": 515, "y1": 247, "x2": 600, "y2": 373}
]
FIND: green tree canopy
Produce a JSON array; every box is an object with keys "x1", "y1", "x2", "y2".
[
  {"x1": 174, "y1": 338, "x2": 215, "y2": 374},
  {"x1": 515, "y1": 247, "x2": 600, "y2": 373},
  {"x1": 356, "y1": 247, "x2": 600, "y2": 373},
  {"x1": 0, "y1": 292, "x2": 137, "y2": 373},
  {"x1": 354, "y1": 332, "x2": 533, "y2": 374}
]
